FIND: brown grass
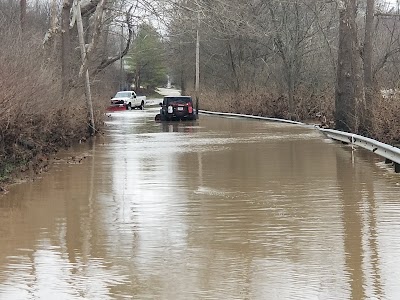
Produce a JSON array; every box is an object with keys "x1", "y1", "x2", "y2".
[
  {"x1": 195, "y1": 87, "x2": 399, "y2": 146},
  {"x1": 0, "y1": 29, "x2": 114, "y2": 182},
  {"x1": 370, "y1": 96, "x2": 400, "y2": 145},
  {"x1": 196, "y1": 87, "x2": 335, "y2": 123}
]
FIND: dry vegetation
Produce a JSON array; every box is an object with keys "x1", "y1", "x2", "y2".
[
  {"x1": 168, "y1": 0, "x2": 400, "y2": 145},
  {"x1": 199, "y1": 88, "x2": 399, "y2": 145},
  {"x1": 198, "y1": 87, "x2": 400, "y2": 145},
  {"x1": 0, "y1": 0, "x2": 167, "y2": 185},
  {"x1": 371, "y1": 96, "x2": 400, "y2": 144},
  {"x1": 198, "y1": 88, "x2": 335, "y2": 123},
  {"x1": 0, "y1": 4, "x2": 116, "y2": 182}
]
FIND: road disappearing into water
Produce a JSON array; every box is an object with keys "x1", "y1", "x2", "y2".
[{"x1": 0, "y1": 106, "x2": 400, "y2": 299}]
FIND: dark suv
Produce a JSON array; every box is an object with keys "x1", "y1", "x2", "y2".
[{"x1": 157, "y1": 96, "x2": 197, "y2": 121}]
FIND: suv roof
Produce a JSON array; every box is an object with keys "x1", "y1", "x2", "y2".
[
  {"x1": 163, "y1": 96, "x2": 192, "y2": 106},
  {"x1": 164, "y1": 96, "x2": 192, "y2": 100},
  {"x1": 164, "y1": 95, "x2": 190, "y2": 98}
]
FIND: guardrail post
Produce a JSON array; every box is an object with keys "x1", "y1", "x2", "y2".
[
  {"x1": 385, "y1": 158, "x2": 393, "y2": 164},
  {"x1": 395, "y1": 163, "x2": 400, "y2": 173}
]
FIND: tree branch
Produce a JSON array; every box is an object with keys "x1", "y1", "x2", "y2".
[
  {"x1": 92, "y1": 5, "x2": 134, "y2": 76},
  {"x1": 79, "y1": 0, "x2": 106, "y2": 76},
  {"x1": 375, "y1": 12, "x2": 400, "y2": 17},
  {"x1": 81, "y1": 0, "x2": 101, "y2": 17},
  {"x1": 373, "y1": 47, "x2": 400, "y2": 78}
]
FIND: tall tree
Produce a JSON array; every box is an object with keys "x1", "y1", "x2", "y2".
[
  {"x1": 335, "y1": 0, "x2": 364, "y2": 132},
  {"x1": 361, "y1": 0, "x2": 375, "y2": 133},
  {"x1": 20, "y1": 0, "x2": 26, "y2": 33},
  {"x1": 61, "y1": 0, "x2": 74, "y2": 98}
]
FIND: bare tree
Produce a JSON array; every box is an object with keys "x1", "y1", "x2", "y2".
[
  {"x1": 20, "y1": 0, "x2": 26, "y2": 33},
  {"x1": 73, "y1": 0, "x2": 101, "y2": 135},
  {"x1": 92, "y1": 5, "x2": 135, "y2": 76},
  {"x1": 61, "y1": 0, "x2": 74, "y2": 98},
  {"x1": 361, "y1": 0, "x2": 375, "y2": 132},
  {"x1": 335, "y1": 0, "x2": 364, "y2": 132},
  {"x1": 167, "y1": 0, "x2": 338, "y2": 116}
]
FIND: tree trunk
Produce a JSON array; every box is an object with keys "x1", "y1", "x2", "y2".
[
  {"x1": 287, "y1": 71, "x2": 295, "y2": 120},
  {"x1": 180, "y1": 69, "x2": 186, "y2": 95},
  {"x1": 179, "y1": 39, "x2": 186, "y2": 95},
  {"x1": 362, "y1": 0, "x2": 375, "y2": 133},
  {"x1": 50, "y1": 0, "x2": 58, "y2": 31},
  {"x1": 227, "y1": 42, "x2": 240, "y2": 92},
  {"x1": 20, "y1": 0, "x2": 26, "y2": 33},
  {"x1": 101, "y1": 11, "x2": 111, "y2": 61},
  {"x1": 61, "y1": 0, "x2": 73, "y2": 98},
  {"x1": 335, "y1": 0, "x2": 364, "y2": 132},
  {"x1": 49, "y1": 0, "x2": 58, "y2": 54},
  {"x1": 134, "y1": 71, "x2": 141, "y2": 91},
  {"x1": 195, "y1": 16, "x2": 200, "y2": 95}
]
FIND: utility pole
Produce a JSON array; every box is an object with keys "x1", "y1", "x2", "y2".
[
  {"x1": 195, "y1": 11, "x2": 200, "y2": 115},
  {"x1": 120, "y1": 25, "x2": 124, "y2": 90}
]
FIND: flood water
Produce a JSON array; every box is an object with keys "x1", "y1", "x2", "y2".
[{"x1": 0, "y1": 108, "x2": 400, "y2": 299}]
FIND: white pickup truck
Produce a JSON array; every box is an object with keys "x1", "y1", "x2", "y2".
[{"x1": 110, "y1": 91, "x2": 146, "y2": 110}]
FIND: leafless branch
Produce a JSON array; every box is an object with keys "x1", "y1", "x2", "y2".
[{"x1": 92, "y1": 5, "x2": 135, "y2": 76}]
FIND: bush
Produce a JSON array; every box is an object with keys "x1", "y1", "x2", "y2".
[
  {"x1": 370, "y1": 95, "x2": 400, "y2": 145},
  {"x1": 196, "y1": 87, "x2": 335, "y2": 123},
  {"x1": 0, "y1": 24, "x2": 115, "y2": 181}
]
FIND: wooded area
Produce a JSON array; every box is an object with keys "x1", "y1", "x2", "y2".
[
  {"x1": 0, "y1": 0, "x2": 161, "y2": 180},
  {"x1": 0, "y1": 0, "x2": 399, "y2": 181},
  {"x1": 166, "y1": 0, "x2": 400, "y2": 142}
]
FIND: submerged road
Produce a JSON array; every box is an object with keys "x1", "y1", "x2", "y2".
[{"x1": 0, "y1": 107, "x2": 400, "y2": 299}]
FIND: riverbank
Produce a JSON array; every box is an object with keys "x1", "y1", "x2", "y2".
[
  {"x1": 0, "y1": 103, "x2": 107, "y2": 192},
  {"x1": 0, "y1": 86, "x2": 169, "y2": 191},
  {"x1": 0, "y1": 69, "x2": 112, "y2": 191}
]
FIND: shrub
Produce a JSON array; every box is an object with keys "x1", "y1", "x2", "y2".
[{"x1": 196, "y1": 86, "x2": 335, "y2": 123}]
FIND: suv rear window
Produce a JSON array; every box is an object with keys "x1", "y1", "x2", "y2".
[{"x1": 164, "y1": 97, "x2": 192, "y2": 105}]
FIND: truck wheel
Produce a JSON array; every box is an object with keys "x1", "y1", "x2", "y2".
[
  {"x1": 140, "y1": 101, "x2": 144, "y2": 110},
  {"x1": 127, "y1": 103, "x2": 132, "y2": 110}
]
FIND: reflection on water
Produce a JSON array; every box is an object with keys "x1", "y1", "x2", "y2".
[
  {"x1": 0, "y1": 109, "x2": 400, "y2": 299},
  {"x1": 160, "y1": 121, "x2": 199, "y2": 133}
]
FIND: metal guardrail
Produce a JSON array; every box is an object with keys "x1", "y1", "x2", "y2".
[
  {"x1": 199, "y1": 110, "x2": 303, "y2": 125},
  {"x1": 199, "y1": 110, "x2": 400, "y2": 173},
  {"x1": 318, "y1": 128, "x2": 400, "y2": 167}
]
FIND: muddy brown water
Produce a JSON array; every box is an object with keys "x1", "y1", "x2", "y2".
[{"x1": 0, "y1": 108, "x2": 400, "y2": 299}]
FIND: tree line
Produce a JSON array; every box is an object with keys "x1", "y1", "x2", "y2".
[
  {"x1": 165, "y1": 0, "x2": 400, "y2": 142},
  {"x1": 1, "y1": 0, "x2": 399, "y2": 181},
  {"x1": 0, "y1": 0, "x2": 164, "y2": 180}
]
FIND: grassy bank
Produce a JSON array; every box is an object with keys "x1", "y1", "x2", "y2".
[{"x1": 0, "y1": 34, "x2": 115, "y2": 187}]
